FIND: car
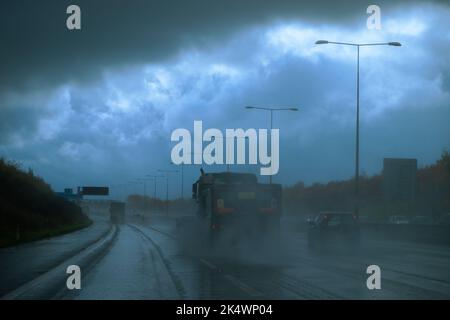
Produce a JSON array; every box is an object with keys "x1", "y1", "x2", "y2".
[
  {"x1": 388, "y1": 215, "x2": 409, "y2": 224},
  {"x1": 307, "y1": 212, "x2": 361, "y2": 249},
  {"x1": 410, "y1": 215, "x2": 435, "y2": 225}
]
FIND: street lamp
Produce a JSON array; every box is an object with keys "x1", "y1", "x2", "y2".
[
  {"x1": 245, "y1": 105, "x2": 299, "y2": 183},
  {"x1": 146, "y1": 174, "x2": 164, "y2": 199},
  {"x1": 113, "y1": 183, "x2": 127, "y2": 201},
  {"x1": 137, "y1": 177, "x2": 155, "y2": 212},
  {"x1": 137, "y1": 178, "x2": 148, "y2": 197},
  {"x1": 120, "y1": 183, "x2": 128, "y2": 201},
  {"x1": 315, "y1": 39, "x2": 401, "y2": 216},
  {"x1": 170, "y1": 152, "x2": 202, "y2": 199},
  {"x1": 158, "y1": 169, "x2": 179, "y2": 214},
  {"x1": 170, "y1": 161, "x2": 185, "y2": 200},
  {"x1": 127, "y1": 181, "x2": 139, "y2": 196}
]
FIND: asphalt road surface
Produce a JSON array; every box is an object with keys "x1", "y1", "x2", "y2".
[
  {"x1": 2, "y1": 215, "x2": 450, "y2": 299},
  {"x1": 0, "y1": 214, "x2": 110, "y2": 297}
]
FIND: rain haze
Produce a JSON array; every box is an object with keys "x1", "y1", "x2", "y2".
[
  {"x1": 0, "y1": 0, "x2": 450, "y2": 302},
  {"x1": 1, "y1": 0, "x2": 449, "y2": 193}
]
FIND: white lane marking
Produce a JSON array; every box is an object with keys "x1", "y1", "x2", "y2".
[
  {"x1": 2, "y1": 225, "x2": 117, "y2": 300},
  {"x1": 199, "y1": 258, "x2": 218, "y2": 270},
  {"x1": 199, "y1": 258, "x2": 263, "y2": 297},
  {"x1": 224, "y1": 274, "x2": 263, "y2": 297}
]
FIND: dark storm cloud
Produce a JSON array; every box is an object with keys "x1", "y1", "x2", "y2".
[
  {"x1": 0, "y1": 102, "x2": 41, "y2": 144},
  {"x1": 1, "y1": 0, "x2": 449, "y2": 193},
  {"x1": 2, "y1": 0, "x2": 445, "y2": 91},
  {"x1": 0, "y1": 90, "x2": 56, "y2": 144}
]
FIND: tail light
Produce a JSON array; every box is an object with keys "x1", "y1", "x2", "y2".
[
  {"x1": 216, "y1": 198, "x2": 234, "y2": 214},
  {"x1": 217, "y1": 208, "x2": 234, "y2": 214},
  {"x1": 260, "y1": 198, "x2": 278, "y2": 213}
]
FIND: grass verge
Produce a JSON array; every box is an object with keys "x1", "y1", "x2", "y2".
[{"x1": 0, "y1": 219, "x2": 93, "y2": 248}]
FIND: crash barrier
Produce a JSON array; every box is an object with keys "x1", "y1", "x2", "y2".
[
  {"x1": 286, "y1": 215, "x2": 450, "y2": 245},
  {"x1": 359, "y1": 223, "x2": 450, "y2": 245}
]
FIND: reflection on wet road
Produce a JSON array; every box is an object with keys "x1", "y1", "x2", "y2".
[
  {"x1": 63, "y1": 217, "x2": 450, "y2": 300},
  {"x1": 68, "y1": 225, "x2": 180, "y2": 299},
  {"x1": 0, "y1": 214, "x2": 110, "y2": 296}
]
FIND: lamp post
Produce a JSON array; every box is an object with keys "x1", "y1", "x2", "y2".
[
  {"x1": 127, "y1": 181, "x2": 138, "y2": 196},
  {"x1": 138, "y1": 178, "x2": 155, "y2": 212},
  {"x1": 170, "y1": 161, "x2": 184, "y2": 200},
  {"x1": 171, "y1": 152, "x2": 202, "y2": 199},
  {"x1": 315, "y1": 40, "x2": 401, "y2": 216},
  {"x1": 181, "y1": 163, "x2": 184, "y2": 200},
  {"x1": 146, "y1": 174, "x2": 164, "y2": 199},
  {"x1": 137, "y1": 178, "x2": 147, "y2": 198},
  {"x1": 119, "y1": 183, "x2": 127, "y2": 201},
  {"x1": 146, "y1": 174, "x2": 164, "y2": 214},
  {"x1": 158, "y1": 169, "x2": 179, "y2": 214},
  {"x1": 245, "y1": 106, "x2": 299, "y2": 183}
]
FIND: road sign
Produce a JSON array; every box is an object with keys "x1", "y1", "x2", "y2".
[{"x1": 80, "y1": 186, "x2": 109, "y2": 196}]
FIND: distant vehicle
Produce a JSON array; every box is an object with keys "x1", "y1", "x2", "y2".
[
  {"x1": 110, "y1": 201, "x2": 126, "y2": 224},
  {"x1": 410, "y1": 215, "x2": 435, "y2": 225},
  {"x1": 358, "y1": 214, "x2": 383, "y2": 224},
  {"x1": 307, "y1": 212, "x2": 360, "y2": 249},
  {"x1": 388, "y1": 215, "x2": 409, "y2": 225},
  {"x1": 358, "y1": 214, "x2": 372, "y2": 224},
  {"x1": 439, "y1": 213, "x2": 450, "y2": 226},
  {"x1": 177, "y1": 170, "x2": 282, "y2": 252}
]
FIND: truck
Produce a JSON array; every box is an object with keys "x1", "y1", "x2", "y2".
[
  {"x1": 177, "y1": 170, "x2": 282, "y2": 253},
  {"x1": 109, "y1": 201, "x2": 126, "y2": 224}
]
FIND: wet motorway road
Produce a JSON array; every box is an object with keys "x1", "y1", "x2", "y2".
[
  {"x1": 0, "y1": 214, "x2": 111, "y2": 296},
  {"x1": 58, "y1": 217, "x2": 450, "y2": 300}
]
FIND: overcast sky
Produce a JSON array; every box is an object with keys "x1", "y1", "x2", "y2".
[{"x1": 1, "y1": 0, "x2": 449, "y2": 199}]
